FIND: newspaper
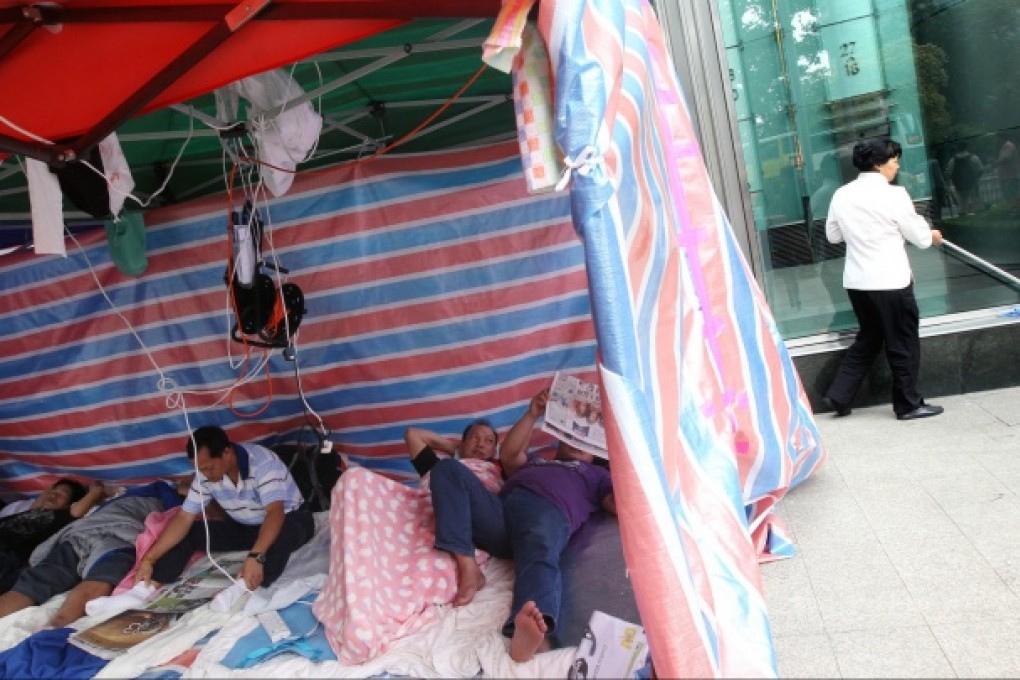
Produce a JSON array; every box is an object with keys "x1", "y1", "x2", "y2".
[
  {"x1": 542, "y1": 371, "x2": 608, "y2": 459},
  {"x1": 69, "y1": 555, "x2": 243, "y2": 660}
]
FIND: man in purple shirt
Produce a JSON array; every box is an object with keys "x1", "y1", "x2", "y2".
[{"x1": 428, "y1": 387, "x2": 615, "y2": 663}]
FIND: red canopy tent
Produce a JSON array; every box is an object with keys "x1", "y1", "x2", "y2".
[{"x1": 0, "y1": 1, "x2": 501, "y2": 165}]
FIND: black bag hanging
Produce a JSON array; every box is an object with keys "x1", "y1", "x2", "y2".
[{"x1": 52, "y1": 145, "x2": 112, "y2": 219}]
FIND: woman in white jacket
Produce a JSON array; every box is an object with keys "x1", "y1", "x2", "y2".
[{"x1": 822, "y1": 138, "x2": 944, "y2": 421}]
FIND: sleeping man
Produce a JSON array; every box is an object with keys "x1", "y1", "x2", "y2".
[
  {"x1": 427, "y1": 386, "x2": 616, "y2": 663},
  {"x1": 0, "y1": 478, "x2": 105, "y2": 594},
  {"x1": 0, "y1": 479, "x2": 188, "y2": 628},
  {"x1": 0, "y1": 478, "x2": 88, "y2": 519}
]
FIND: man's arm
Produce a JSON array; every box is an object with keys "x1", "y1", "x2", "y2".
[
  {"x1": 135, "y1": 509, "x2": 198, "y2": 585},
  {"x1": 404, "y1": 427, "x2": 458, "y2": 458},
  {"x1": 500, "y1": 388, "x2": 549, "y2": 478},
  {"x1": 238, "y1": 500, "x2": 286, "y2": 590},
  {"x1": 69, "y1": 481, "x2": 108, "y2": 518}
]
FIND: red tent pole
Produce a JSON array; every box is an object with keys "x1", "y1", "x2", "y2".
[{"x1": 0, "y1": 5, "x2": 60, "y2": 62}]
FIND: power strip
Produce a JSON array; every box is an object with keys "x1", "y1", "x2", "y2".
[{"x1": 256, "y1": 608, "x2": 292, "y2": 643}]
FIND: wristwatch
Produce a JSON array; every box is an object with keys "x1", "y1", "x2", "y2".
[{"x1": 247, "y1": 551, "x2": 266, "y2": 564}]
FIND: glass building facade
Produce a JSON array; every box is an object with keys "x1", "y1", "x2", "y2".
[{"x1": 663, "y1": 1, "x2": 1020, "y2": 340}]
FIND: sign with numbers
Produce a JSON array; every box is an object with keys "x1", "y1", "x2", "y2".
[{"x1": 819, "y1": 16, "x2": 884, "y2": 101}]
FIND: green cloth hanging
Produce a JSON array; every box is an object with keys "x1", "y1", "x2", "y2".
[{"x1": 104, "y1": 211, "x2": 147, "y2": 276}]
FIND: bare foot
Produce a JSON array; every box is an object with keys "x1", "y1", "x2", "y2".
[
  {"x1": 0, "y1": 591, "x2": 34, "y2": 620},
  {"x1": 452, "y1": 554, "x2": 486, "y2": 607},
  {"x1": 50, "y1": 580, "x2": 112, "y2": 628},
  {"x1": 510, "y1": 600, "x2": 550, "y2": 663}
]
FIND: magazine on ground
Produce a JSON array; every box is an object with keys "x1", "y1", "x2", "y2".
[
  {"x1": 542, "y1": 372, "x2": 609, "y2": 459},
  {"x1": 69, "y1": 554, "x2": 245, "y2": 660},
  {"x1": 567, "y1": 610, "x2": 650, "y2": 679}
]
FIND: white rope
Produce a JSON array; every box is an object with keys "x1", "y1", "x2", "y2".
[
  {"x1": 0, "y1": 113, "x2": 55, "y2": 145},
  {"x1": 555, "y1": 144, "x2": 603, "y2": 191}
]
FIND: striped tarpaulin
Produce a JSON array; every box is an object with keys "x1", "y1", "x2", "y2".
[
  {"x1": 0, "y1": 142, "x2": 597, "y2": 492},
  {"x1": 536, "y1": 0, "x2": 826, "y2": 676}
]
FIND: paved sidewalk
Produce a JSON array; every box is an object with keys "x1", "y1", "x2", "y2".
[{"x1": 764, "y1": 387, "x2": 1020, "y2": 677}]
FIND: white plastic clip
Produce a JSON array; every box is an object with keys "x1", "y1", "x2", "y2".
[{"x1": 555, "y1": 145, "x2": 602, "y2": 191}]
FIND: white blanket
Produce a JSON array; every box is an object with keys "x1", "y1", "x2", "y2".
[
  {"x1": 190, "y1": 558, "x2": 576, "y2": 678},
  {"x1": 0, "y1": 511, "x2": 577, "y2": 678}
]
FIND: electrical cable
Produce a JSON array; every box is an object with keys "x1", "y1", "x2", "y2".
[
  {"x1": 7, "y1": 58, "x2": 490, "y2": 517},
  {"x1": 66, "y1": 227, "x2": 277, "y2": 584},
  {"x1": 237, "y1": 62, "x2": 490, "y2": 177},
  {"x1": 0, "y1": 113, "x2": 55, "y2": 145}
]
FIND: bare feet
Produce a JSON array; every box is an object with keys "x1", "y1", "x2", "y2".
[
  {"x1": 510, "y1": 600, "x2": 551, "y2": 663},
  {"x1": 452, "y1": 554, "x2": 486, "y2": 607}
]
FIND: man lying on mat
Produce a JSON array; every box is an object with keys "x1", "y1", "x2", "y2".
[
  {"x1": 0, "y1": 478, "x2": 107, "y2": 595},
  {"x1": 404, "y1": 417, "x2": 501, "y2": 475},
  {"x1": 0, "y1": 479, "x2": 188, "y2": 628},
  {"x1": 426, "y1": 387, "x2": 616, "y2": 663}
]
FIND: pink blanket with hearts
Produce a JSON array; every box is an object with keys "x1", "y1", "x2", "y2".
[{"x1": 312, "y1": 460, "x2": 503, "y2": 664}]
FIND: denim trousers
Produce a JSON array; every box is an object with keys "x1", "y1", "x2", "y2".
[
  {"x1": 430, "y1": 458, "x2": 512, "y2": 559},
  {"x1": 501, "y1": 487, "x2": 571, "y2": 636},
  {"x1": 429, "y1": 459, "x2": 572, "y2": 635}
]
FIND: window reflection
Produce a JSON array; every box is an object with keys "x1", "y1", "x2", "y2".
[{"x1": 718, "y1": 0, "x2": 1020, "y2": 338}]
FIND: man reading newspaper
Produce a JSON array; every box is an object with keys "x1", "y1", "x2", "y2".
[
  {"x1": 427, "y1": 380, "x2": 616, "y2": 664},
  {"x1": 541, "y1": 372, "x2": 608, "y2": 459}
]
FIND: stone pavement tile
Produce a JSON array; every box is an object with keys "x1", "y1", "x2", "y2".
[
  {"x1": 766, "y1": 387, "x2": 1020, "y2": 678},
  {"x1": 966, "y1": 388, "x2": 1020, "y2": 427},
  {"x1": 781, "y1": 498, "x2": 883, "y2": 555},
  {"x1": 771, "y1": 632, "x2": 841, "y2": 678},
  {"x1": 761, "y1": 556, "x2": 824, "y2": 637},
  {"x1": 883, "y1": 539, "x2": 1020, "y2": 624},
  {"x1": 828, "y1": 626, "x2": 956, "y2": 678},
  {"x1": 908, "y1": 577, "x2": 1020, "y2": 626},
  {"x1": 964, "y1": 540, "x2": 1020, "y2": 592},
  {"x1": 851, "y1": 484, "x2": 961, "y2": 539},
  {"x1": 978, "y1": 443, "x2": 1020, "y2": 495},
  {"x1": 918, "y1": 469, "x2": 1016, "y2": 507},
  {"x1": 929, "y1": 619, "x2": 1020, "y2": 677},
  {"x1": 802, "y1": 549, "x2": 925, "y2": 632}
]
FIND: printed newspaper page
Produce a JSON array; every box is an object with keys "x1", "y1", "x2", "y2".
[
  {"x1": 69, "y1": 556, "x2": 243, "y2": 659},
  {"x1": 542, "y1": 371, "x2": 608, "y2": 459}
]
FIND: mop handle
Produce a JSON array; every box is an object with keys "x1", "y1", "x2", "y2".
[{"x1": 940, "y1": 238, "x2": 1020, "y2": 290}]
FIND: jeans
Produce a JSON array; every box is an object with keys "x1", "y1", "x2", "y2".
[
  {"x1": 502, "y1": 488, "x2": 572, "y2": 636},
  {"x1": 152, "y1": 506, "x2": 314, "y2": 587},
  {"x1": 430, "y1": 458, "x2": 511, "y2": 559}
]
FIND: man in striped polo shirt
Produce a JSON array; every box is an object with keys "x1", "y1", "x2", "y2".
[{"x1": 134, "y1": 426, "x2": 314, "y2": 595}]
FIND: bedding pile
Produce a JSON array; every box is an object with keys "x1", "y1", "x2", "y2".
[
  {"x1": 313, "y1": 463, "x2": 502, "y2": 664},
  {"x1": 1, "y1": 505, "x2": 577, "y2": 678}
]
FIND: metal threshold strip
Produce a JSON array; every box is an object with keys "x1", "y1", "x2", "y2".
[{"x1": 786, "y1": 305, "x2": 1020, "y2": 357}]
